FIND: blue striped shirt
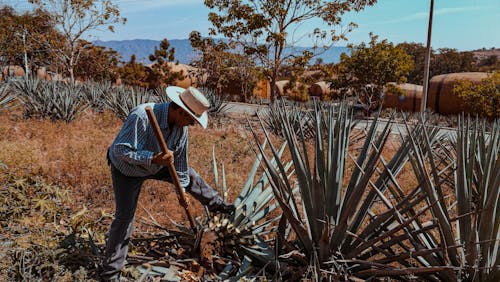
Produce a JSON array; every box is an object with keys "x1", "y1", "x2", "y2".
[{"x1": 108, "y1": 102, "x2": 190, "y2": 187}]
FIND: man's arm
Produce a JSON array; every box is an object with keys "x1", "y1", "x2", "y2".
[{"x1": 111, "y1": 112, "x2": 155, "y2": 166}]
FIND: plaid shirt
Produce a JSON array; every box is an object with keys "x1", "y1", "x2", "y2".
[{"x1": 108, "y1": 102, "x2": 190, "y2": 187}]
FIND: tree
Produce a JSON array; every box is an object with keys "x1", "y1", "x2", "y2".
[
  {"x1": 74, "y1": 40, "x2": 120, "y2": 82},
  {"x1": 398, "y1": 43, "x2": 481, "y2": 85},
  {"x1": 397, "y1": 42, "x2": 429, "y2": 84},
  {"x1": 189, "y1": 31, "x2": 258, "y2": 102},
  {"x1": 189, "y1": 32, "x2": 228, "y2": 92},
  {"x1": 333, "y1": 33, "x2": 413, "y2": 114},
  {"x1": 0, "y1": 5, "x2": 61, "y2": 74},
  {"x1": 477, "y1": 55, "x2": 500, "y2": 72},
  {"x1": 432, "y1": 48, "x2": 477, "y2": 76},
  {"x1": 204, "y1": 0, "x2": 378, "y2": 102},
  {"x1": 148, "y1": 39, "x2": 185, "y2": 89},
  {"x1": 117, "y1": 54, "x2": 152, "y2": 88},
  {"x1": 29, "y1": 0, "x2": 126, "y2": 82}
]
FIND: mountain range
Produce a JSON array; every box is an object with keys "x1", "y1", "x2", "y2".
[{"x1": 93, "y1": 39, "x2": 349, "y2": 65}]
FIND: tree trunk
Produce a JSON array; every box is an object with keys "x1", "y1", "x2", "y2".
[
  {"x1": 270, "y1": 75, "x2": 277, "y2": 103},
  {"x1": 69, "y1": 53, "x2": 75, "y2": 83}
]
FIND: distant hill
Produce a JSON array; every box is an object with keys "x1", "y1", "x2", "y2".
[
  {"x1": 93, "y1": 39, "x2": 349, "y2": 65},
  {"x1": 472, "y1": 48, "x2": 500, "y2": 61},
  {"x1": 93, "y1": 39, "x2": 197, "y2": 64}
]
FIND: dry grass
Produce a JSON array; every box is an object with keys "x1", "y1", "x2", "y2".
[{"x1": 0, "y1": 109, "x2": 272, "y2": 229}]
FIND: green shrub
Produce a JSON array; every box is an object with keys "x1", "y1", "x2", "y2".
[{"x1": 453, "y1": 71, "x2": 500, "y2": 118}]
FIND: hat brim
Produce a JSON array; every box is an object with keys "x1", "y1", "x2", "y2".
[{"x1": 166, "y1": 86, "x2": 208, "y2": 129}]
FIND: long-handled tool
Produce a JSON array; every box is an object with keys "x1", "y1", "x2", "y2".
[{"x1": 145, "y1": 106, "x2": 197, "y2": 233}]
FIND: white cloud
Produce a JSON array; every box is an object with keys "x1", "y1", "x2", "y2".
[
  {"x1": 434, "y1": 6, "x2": 485, "y2": 16},
  {"x1": 117, "y1": 0, "x2": 201, "y2": 14},
  {"x1": 374, "y1": 6, "x2": 487, "y2": 25}
]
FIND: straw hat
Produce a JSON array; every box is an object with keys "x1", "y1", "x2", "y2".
[{"x1": 166, "y1": 86, "x2": 210, "y2": 129}]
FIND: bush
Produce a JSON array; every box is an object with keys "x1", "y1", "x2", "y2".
[
  {"x1": 453, "y1": 71, "x2": 500, "y2": 118},
  {"x1": 286, "y1": 84, "x2": 309, "y2": 102}
]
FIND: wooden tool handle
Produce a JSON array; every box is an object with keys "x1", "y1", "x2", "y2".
[
  {"x1": 145, "y1": 106, "x2": 170, "y2": 154},
  {"x1": 145, "y1": 106, "x2": 197, "y2": 232}
]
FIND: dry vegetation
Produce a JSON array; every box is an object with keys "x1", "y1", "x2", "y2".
[
  {"x1": 0, "y1": 106, "x2": 421, "y2": 280},
  {"x1": 1, "y1": 108, "x2": 274, "y2": 280},
  {"x1": 0, "y1": 109, "x2": 264, "y2": 227},
  {"x1": 2, "y1": 100, "x2": 497, "y2": 281}
]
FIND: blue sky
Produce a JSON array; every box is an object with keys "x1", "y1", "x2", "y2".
[{"x1": 4, "y1": 0, "x2": 500, "y2": 51}]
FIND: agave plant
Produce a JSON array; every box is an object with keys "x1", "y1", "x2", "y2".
[
  {"x1": 248, "y1": 101, "x2": 476, "y2": 280},
  {"x1": 0, "y1": 82, "x2": 17, "y2": 111},
  {"x1": 210, "y1": 142, "x2": 291, "y2": 263},
  {"x1": 104, "y1": 86, "x2": 154, "y2": 120},
  {"x1": 198, "y1": 142, "x2": 297, "y2": 279},
  {"x1": 200, "y1": 87, "x2": 230, "y2": 116},
  {"x1": 408, "y1": 115, "x2": 500, "y2": 281},
  {"x1": 134, "y1": 141, "x2": 294, "y2": 281},
  {"x1": 11, "y1": 78, "x2": 88, "y2": 122},
  {"x1": 83, "y1": 81, "x2": 114, "y2": 112},
  {"x1": 10, "y1": 77, "x2": 47, "y2": 118},
  {"x1": 263, "y1": 99, "x2": 317, "y2": 139},
  {"x1": 49, "y1": 82, "x2": 89, "y2": 122}
]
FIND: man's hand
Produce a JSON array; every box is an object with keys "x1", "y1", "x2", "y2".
[{"x1": 152, "y1": 150, "x2": 174, "y2": 166}]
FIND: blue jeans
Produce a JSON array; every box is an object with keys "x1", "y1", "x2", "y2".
[{"x1": 101, "y1": 155, "x2": 223, "y2": 278}]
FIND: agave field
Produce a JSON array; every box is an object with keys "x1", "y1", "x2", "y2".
[{"x1": 0, "y1": 78, "x2": 499, "y2": 281}]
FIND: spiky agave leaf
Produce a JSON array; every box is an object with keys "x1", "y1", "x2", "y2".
[
  {"x1": 0, "y1": 82, "x2": 18, "y2": 111},
  {"x1": 251, "y1": 101, "x2": 467, "y2": 280},
  {"x1": 205, "y1": 140, "x2": 293, "y2": 270},
  {"x1": 263, "y1": 99, "x2": 316, "y2": 139},
  {"x1": 104, "y1": 86, "x2": 154, "y2": 120},
  {"x1": 414, "y1": 115, "x2": 500, "y2": 281}
]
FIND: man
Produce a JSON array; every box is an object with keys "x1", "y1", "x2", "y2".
[{"x1": 101, "y1": 86, "x2": 235, "y2": 280}]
